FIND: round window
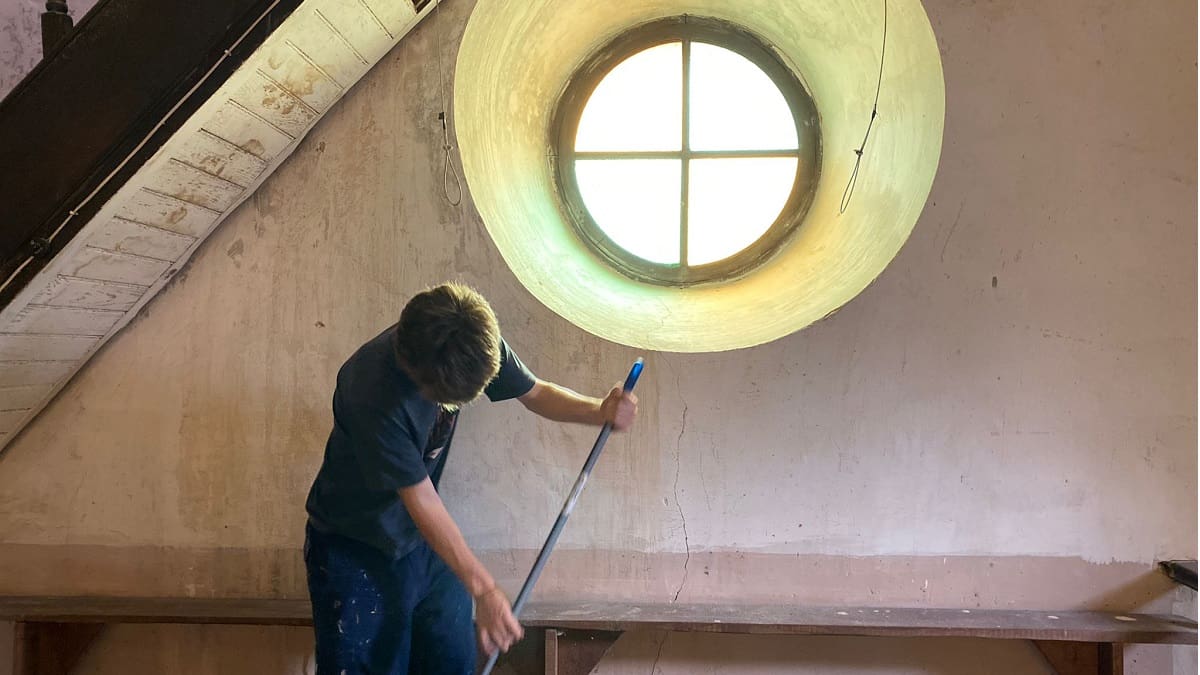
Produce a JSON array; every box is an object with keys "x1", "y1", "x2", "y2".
[{"x1": 553, "y1": 17, "x2": 821, "y2": 285}]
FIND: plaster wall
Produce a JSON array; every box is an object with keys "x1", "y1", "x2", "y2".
[{"x1": 0, "y1": 0, "x2": 1194, "y2": 672}]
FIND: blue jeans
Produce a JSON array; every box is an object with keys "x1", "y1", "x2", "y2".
[{"x1": 304, "y1": 524, "x2": 476, "y2": 674}]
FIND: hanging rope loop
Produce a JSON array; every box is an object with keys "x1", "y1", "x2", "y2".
[{"x1": 435, "y1": 1, "x2": 464, "y2": 206}]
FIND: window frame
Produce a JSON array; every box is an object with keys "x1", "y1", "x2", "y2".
[{"x1": 551, "y1": 16, "x2": 822, "y2": 286}]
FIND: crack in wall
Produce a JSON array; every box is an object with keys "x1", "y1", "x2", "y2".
[
  {"x1": 659, "y1": 355, "x2": 694, "y2": 606},
  {"x1": 648, "y1": 631, "x2": 670, "y2": 675},
  {"x1": 697, "y1": 437, "x2": 712, "y2": 512},
  {"x1": 671, "y1": 402, "x2": 690, "y2": 603}
]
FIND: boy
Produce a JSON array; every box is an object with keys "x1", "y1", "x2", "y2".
[{"x1": 304, "y1": 283, "x2": 637, "y2": 673}]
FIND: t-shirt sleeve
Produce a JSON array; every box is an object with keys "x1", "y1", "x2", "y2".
[
  {"x1": 485, "y1": 337, "x2": 537, "y2": 402},
  {"x1": 346, "y1": 401, "x2": 429, "y2": 491}
]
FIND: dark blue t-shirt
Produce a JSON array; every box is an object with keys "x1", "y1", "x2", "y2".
[{"x1": 305, "y1": 325, "x2": 536, "y2": 559}]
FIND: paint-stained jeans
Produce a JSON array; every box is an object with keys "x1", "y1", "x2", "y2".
[{"x1": 304, "y1": 523, "x2": 476, "y2": 674}]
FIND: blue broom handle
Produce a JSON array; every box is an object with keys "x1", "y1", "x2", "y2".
[{"x1": 480, "y1": 358, "x2": 644, "y2": 675}]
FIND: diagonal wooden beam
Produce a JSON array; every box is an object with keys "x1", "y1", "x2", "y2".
[
  {"x1": 1033, "y1": 640, "x2": 1123, "y2": 675},
  {"x1": 544, "y1": 628, "x2": 623, "y2": 675},
  {"x1": 13, "y1": 621, "x2": 107, "y2": 675}
]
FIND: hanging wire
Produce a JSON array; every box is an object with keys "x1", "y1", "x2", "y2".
[
  {"x1": 435, "y1": 0, "x2": 463, "y2": 207},
  {"x1": 840, "y1": 0, "x2": 888, "y2": 215}
]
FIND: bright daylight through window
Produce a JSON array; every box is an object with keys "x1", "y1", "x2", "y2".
[{"x1": 556, "y1": 20, "x2": 820, "y2": 284}]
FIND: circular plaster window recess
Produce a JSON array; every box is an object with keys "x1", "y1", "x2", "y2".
[{"x1": 456, "y1": 1, "x2": 945, "y2": 353}]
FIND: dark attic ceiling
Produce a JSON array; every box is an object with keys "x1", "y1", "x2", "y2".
[{"x1": 0, "y1": 0, "x2": 437, "y2": 451}]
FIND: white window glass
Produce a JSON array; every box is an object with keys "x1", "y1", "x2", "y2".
[
  {"x1": 689, "y1": 42, "x2": 797, "y2": 151},
  {"x1": 576, "y1": 43, "x2": 683, "y2": 152},
  {"x1": 687, "y1": 157, "x2": 797, "y2": 265},
  {"x1": 576, "y1": 159, "x2": 682, "y2": 264}
]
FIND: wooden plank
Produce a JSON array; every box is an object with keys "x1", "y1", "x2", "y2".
[
  {"x1": 0, "y1": 335, "x2": 98, "y2": 362},
  {"x1": 0, "y1": 409, "x2": 31, "y2": 432},
  {"x1": 0, "y1": 598, "x2": 1193, "y2": 646},
  {"x1": 314, "y1": 0, "x2": 395, "y2": 63},
  {"x1": 543, "y1": 629, "x2": 621, "y2": 675},
  {"x1": 0, "y1": 361, "x2": 78, "y2": 387},
  {"x1": 7, "y1": 306, "x2": 124, "y2": 337},
  {"x1": 172, "y1": 130, "x2": 269, "y2": 188},
  {"x1": 1037, "y1": 641, "x2": 1099, "y2": 675},
  {"x1": 284, "y1": 8, "x2": 370, "y2": 88},
  {"x1": 484, "y1": 626, "x2": 544, "y2": 674},
  {"x1": 59, "y1": 248, "x2": 172, "y2": 286},
  {"x1": 13, "y1": 621, "x2": 106, "y2": 675},
  {"x1": 359, "y1": 0, "x2": 418, "y2": 38},
  {"x1": 30, "y1": 276, "x2": 147, "y2": 311},
  {"x1": 518, "y1": 603, "x2": 1198, "y2": 645},
  {"x1": 117, "y1": 189, "x2": 222, "y2": 238},
  {"x1": 0, "y1": 597, "x2": 311, "y2": 626},
  {"x1": 228, "y1": 70, "x2": 319, "y2": 138},
  {"x1": 86, "y1": 217, "x2": 195, "y2": 262},
  {"x1": 141, "y1": 159, "x2": 245, "y2": 212},
  {"x1": 1100, "y1": 643, "x2": 1123, "y2": 675},
  {"x1": 201, "y1": 100, "x2": 295, "y2": 160},
  {"x1": 1035, "y1": 641, "x2": 1124, "y2": 675},
  {"x1": 0, "y1": 384, "x2": 55, "y2": 411},
  {"x1": 544, "y1": 628, "x2": 557, "y2": 675},
  {"x1": 258, "y1": 38, "x2": 344, "y2": 113}
]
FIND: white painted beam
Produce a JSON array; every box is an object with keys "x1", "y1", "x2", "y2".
[{"x1": 0, "y1": 0, "x2": 442, "y2": 452}]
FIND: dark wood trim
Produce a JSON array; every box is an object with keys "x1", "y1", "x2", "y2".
[
  {"x1": 0, "y1": 596, "x2": 312, "y2": 625},
  {"x1": 478, "y1": 625, "x2": 545, "y2": 674},
  {"x1": 1099, "y1": 643, "x2": 1124, "y2": 675},
  {"x1": 543, "y1": 628, "x2": 557, "y2": 673},
  {"x1": 13, "y1": 621, "x2": 106, "y2": 675},
  {"x1": 1034, "y1": 640, "x2": 1124, "y2": 675},
  {"x1": 0, "y1": 0, "x2": 304, "y2": 308},
  {"x1": 544, "y1": 628, "x2": 622, "y2": 675},
  {"x1": 40, "y1": 2, "x2": 73, "y2": 56}
]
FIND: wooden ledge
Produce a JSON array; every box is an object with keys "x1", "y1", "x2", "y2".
[
  {"x1": 520, "y1": 602, "x2": 1198, "y2": 645},
  {"x1": 0, "y1": 596, "x2": 310, "y2": 626},
  {"x1": 2, "y1": 596, "x2": 1194, "y2": 675},
  {"x1": 0, "y1": 596, "x2": 1193, "y2": 645}
]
